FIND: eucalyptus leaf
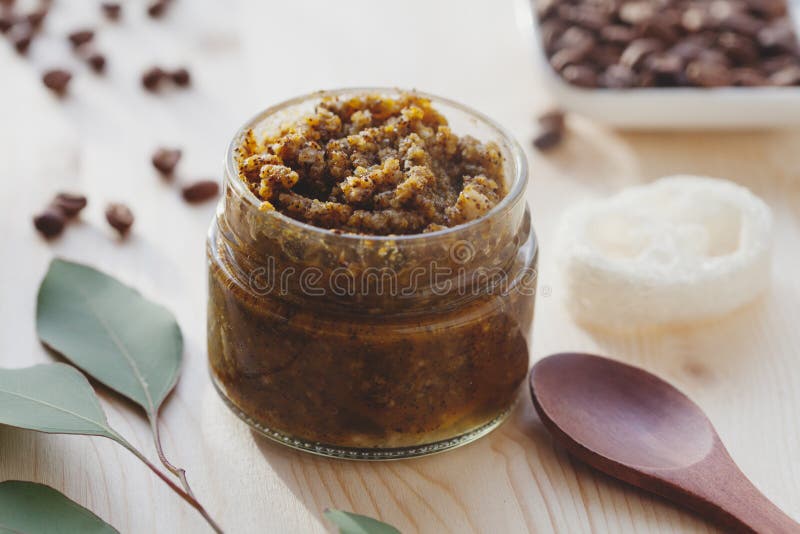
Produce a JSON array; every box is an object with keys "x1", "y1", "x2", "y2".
[
  {"x1": 0, "y1": 481, "x2": 118, "y2": 534},
  {"x1": 0, "y1": 363, "x2": 116, "y2": 438},
  {"x1": 324, "y1": 509, "x2": 402, "y2": 534},
  {"x1": 36, "y1": 258, "x2": 183, "y2": 418}
]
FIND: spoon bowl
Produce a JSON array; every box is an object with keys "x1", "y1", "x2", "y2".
[{"x1": 530, "y1": 352, "x2": 799, "y2": 533}]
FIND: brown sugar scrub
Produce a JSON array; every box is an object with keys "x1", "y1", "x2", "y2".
[
  {"x1": 208, "y1": 89, "x2": 537, "y2": 459},
  {"x1": 235, "y1": 93, "x2": 508, "y2": 235}
]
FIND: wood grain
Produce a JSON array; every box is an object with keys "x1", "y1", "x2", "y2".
[
  {"x1": 1, "y1": 0, "x2": 799, "y2": 532},
  {"x1": 531, "y1": 353, "x2": 800, "y2": 533}
]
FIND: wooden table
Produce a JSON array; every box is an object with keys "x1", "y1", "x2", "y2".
[{"x1": 2, "y1": 0, "x2": 799, "y2": 532}]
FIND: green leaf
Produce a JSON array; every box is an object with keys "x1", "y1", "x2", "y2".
[
  {"x1": 0, "y1": 363, "x2": 115, "y2": 438},
  {"x1": 36, "y1": 258, "x2": 183, "y2": 418},
  {"x1": 324, "y1": 509, "x2": 401, "y2": 534},
  {"x1": 0, "y1": 481, "x2": 118, "y2": 534}
]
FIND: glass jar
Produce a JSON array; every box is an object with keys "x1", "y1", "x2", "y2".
[{"x1": 207, "y1": 88, "x2": 537, "y2": 459}]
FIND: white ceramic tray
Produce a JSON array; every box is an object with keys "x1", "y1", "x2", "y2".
[{"x1": 522, "y1": 0, "x2": 800, "y2": 129}]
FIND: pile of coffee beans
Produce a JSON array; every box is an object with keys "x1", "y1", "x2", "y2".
[{"x1": 536, "y1": 0, "x2": 800, "y2": 88}]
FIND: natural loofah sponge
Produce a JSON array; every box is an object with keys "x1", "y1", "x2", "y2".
[{"x1": 556, "y1": 175, "x2": 773, "y2": 331}]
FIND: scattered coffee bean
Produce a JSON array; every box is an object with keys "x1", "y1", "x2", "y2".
[
  {"x1": 537, "y1": 0, "x2": 800, "y2": 88},
  {"x1": 33, "y1": 208, "x2": 66, "y2": 239},
  {"x1": 12, "y1": 31, "x2": 31, "y2": 54},
  {"x1": 152, "y1": 147, "x2": 182, "y2": 175},
  {"x1": 42, "y1": 69, "x2": 71, "y2": 95},
  {"x1": 539, "y1": 109, "x2": 565, "y2": 131},
  {"x1": 142, "y1": 66, "x2": 165, "y2": 91},
  {"x1": 105, "y1": 203, "x2": 134, "y2": 235},
  {"x1": 170, "y1": 67, "x2": 190, "y2": 86},
  {"x1": 26, "y1": 7, "x2": 47, "y2": 30},
  {"x1": 0, "y1": 14, "x2": 14, "y2": 33},
  {"x1": 182, "y1": 180, "x2": 219, "y2": 203},
  {"x1": 101, "y1": 2, "x2": 121, "y2": 21},
  {"x1": 52, "y1": 192, "x2": 87, "y2": 217},
  {"x1": 87, "y1": 52, "x2": 106, "y2": 73},
  {"x1": 147, "y1": 0, "x2": 171, "y2": 19},
  {"x1": 533, "y1": 129, "x2": 563, "y2": 151},
  {"x1": 533, "y1": 109, "x2": 566, "y2": 151},
  {"x1": 68, "y1": 29, "x2": 94, "y2": 48}
]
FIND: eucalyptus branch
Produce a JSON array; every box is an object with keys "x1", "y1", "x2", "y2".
[
  {"x1": 113, "y1": 431, "x2": 223, "y2": 534},
  {"x1": 149, "y1": 414, "x2": 196, "y2": 500}
]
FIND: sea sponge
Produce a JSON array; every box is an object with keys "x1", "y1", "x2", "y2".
[{"x1": 556, "y1": 175, "x2": 773, "y2": 331}]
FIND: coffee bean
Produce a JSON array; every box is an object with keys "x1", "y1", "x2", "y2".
[
  {"x1": 719, "y1": 12, "x2": 765, "y2": 36},
  {"x1": 641, "y1": 9, "x2": 682, "y2": 44},
  {"x1": 101, "y1": 2, "x2": 121, "y2": 21},
  {"x1": 731, "y1": 67, "x2": 769, "y2": 85},
  {"x1": 621, "y1": 38, "x2": 663, "y2": 69},
  {"x1": 719, "y1": 31, "x2": 759, "y2": 64},
  {"x1": 555, "y1": 26, "x2": 595, "y2": 52},
  {"x1": 537, "y1": 0, "x2": 559, "y2": 18},
  {"x1": 758, "y1": 20, "x2": 798, "y2": 52},
  {"x1": 33, "y1": 208, "x2": 65, "y2": 239},
  {"x1": 600, "y1": 64, "x2": 639, "y2": 88},
  {"x1": 619, "y1": 1, "x2": 655, "y2": 25},
  {"x1": 762, "y1": 54, "x2": 796, "y2": 74},
  {"x1": 26, "y1": 8, "x2": 47, "y2": 30},
  {"x1": 647, "y1": 53, "x2": 683, "y2": 75},
  {"x1": 533, "y1": 109, "x2": 567, "y2": 150},
  {"x1": 0, "y1": 14, "x2": 15, "y2": 33},
  {"x1": 68, "y1": 29, "x2": 93, "y2": 48},
  {"x1": 558, "y1": 4, "x2": 608, "y2": 31},
  {"x1": 142, "y1": 66, "x2": 165, "y2": 91},
  {"x1": 669, "y1": 40, "x2": 705, "y2": 62},
  {"x1": 152, "y1": 147, "x2": 182, "y2": 175},
  {"x1": 105, "y1": 203, "x2": 134, "y2": 235},
  {"x1": 747, "y1": 0, "x2": 786, "y2": 18},
  {"x1": 182, "y1": 180, "x2": 220, "y2": 203},
  {"x1": 42, "y1": 70, "x2": 71, "y2": 95},
  {"x1": 600, "y1": 25, "x2": 639, "y2": 44},
  {"x1": 87, "y1": 53, "x2": 106, "y2": 73},
  {"x1": 562, "y1": 64, "x2": 598, "y2": 87},
  {"x1": 533, "y1": 130, "x2": 563, "y2": 151},
  {"x1": 540, "y1": 19, "x2": 568, "y2": 52},
  {"x1": 769, "y1": 64, "x2": 800, "y2": 85},
  {"x1": 550, "y1": 47, "x2": 590, "y2": 71},
  {"x1": 170, "y1": 67, "x2": 190, "y2": 87},
  {"x1": 681, "y1": 7, "x2": 708, "y2": 32},
  {"x1": 590, "y1": 44, "x2": 624, "y2": 68},
  {"x1": 12, "y1": 31, "x2": 31, "y2": 54},
  {"x1": 686, "y1": 59, "x2": 734, "y2": 86},
  {"x1": 538, "y1": 109, "x2": 565, "y2": 132},
  {"x1": 52, "y1": 193, "x2": 87, "y2": 217},
  {"x1": 147, "y1": 0, "x2": 171, "y2": 19}
]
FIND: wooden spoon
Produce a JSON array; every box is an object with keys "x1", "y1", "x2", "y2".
[{"x1": 529, "y1": 352, "x2": 800, "y2": 533}]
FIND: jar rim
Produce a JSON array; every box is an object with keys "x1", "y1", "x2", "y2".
[{"x1": 224, "y1": 87, "x2": 529, "y2": 243}]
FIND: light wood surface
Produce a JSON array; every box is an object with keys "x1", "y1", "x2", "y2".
[{"x1": 1, "y1": 1, "x2": 799, "y2": 533}]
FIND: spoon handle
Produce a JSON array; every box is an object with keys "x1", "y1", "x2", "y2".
[{"x1": 658, "y1": 443, "x2": 800, "y2": 533}]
